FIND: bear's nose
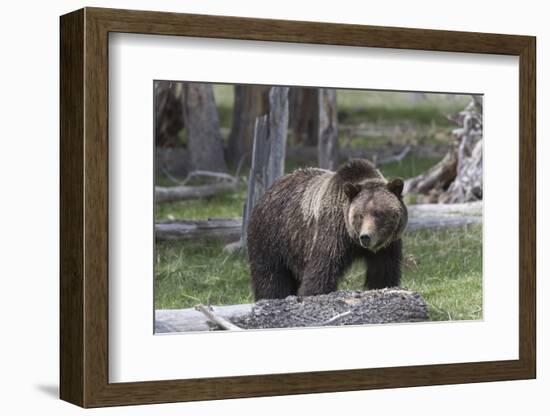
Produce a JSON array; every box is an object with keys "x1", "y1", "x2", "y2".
[{"x1": 360, "y1": 234, "x2": 371, "y2": 246}]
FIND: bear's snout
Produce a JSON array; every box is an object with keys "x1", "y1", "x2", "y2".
[{"x1": 359, "y1": 234, "x2": 371, "y2": 248}]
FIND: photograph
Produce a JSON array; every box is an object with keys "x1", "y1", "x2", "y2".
[{"x1": 153, "y1": 82, "x2": 483, "y2": 333}]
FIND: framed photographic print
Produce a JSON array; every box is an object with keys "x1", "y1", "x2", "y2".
[{"x1": 60, "y1": 7, "x2": 536, "y2": 408}]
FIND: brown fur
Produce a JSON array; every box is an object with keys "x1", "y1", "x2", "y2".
[{"x1": 247, "y1": 159, "x2": 408, "y2": 300}]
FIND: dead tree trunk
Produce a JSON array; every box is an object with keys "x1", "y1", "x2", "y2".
[
  {"x1": 227, "y1": 87, "x2": 289, "y2": 253},
  {"x1": 183, "y1": 83, "x2": 227, "y2": 172},
  {"x1": 154, "y1": 81, "x2": 184, "y2": 147},
  {"x1": 241, "y1": 115, "x2": 270, "y2": 249},
  {"x1": 404, "y1": 96, "x2": 483, "y2": 203},
  {"x1": 266, "y1": 87, "x2": 289, "y2": 181},
  {"x1": 288, "y1": 87, "x2": 318, "y2": 145},
  {"x1": 317, "y1": 88, "x2": 339, "y2": 170},
  {"x1": 440, "y1": 96, "x2": 483, "y2": 203},
  {"x1": 227, "y1": 85, "x2": 270, "y2": 166},
  {"x1": 289, "y1": 88, "x2": 340, "y2": 167}
]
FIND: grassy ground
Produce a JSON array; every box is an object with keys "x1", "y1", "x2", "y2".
[
  {"x1": 155, "y1": 224, "x2": 482, "y2": 322},
  {"x1": 155, "y1": 185, "x2": 247, "y2": 221},
  {"x1": 337, "y1": 91, "x2": 469, "y2": 126}
]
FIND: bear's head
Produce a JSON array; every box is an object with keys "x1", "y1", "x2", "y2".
[{"x1": 343, "y1": 178, "x2": 408, "y2": 252}]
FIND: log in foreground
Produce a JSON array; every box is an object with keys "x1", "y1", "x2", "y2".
[
  {"x1": 231, "y1": 289, "x2": 429, "y2": 329},
  {"x1": 156, "y1": 303, "x2": 253, "y2": 333},
  {"x1": 155, "y1": 289, "x2": 429, "y2": 333},
  {"x1": 195, "y1": 304, "x2": 244, "y2": 331}
]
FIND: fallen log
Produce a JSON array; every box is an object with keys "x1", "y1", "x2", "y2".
[
  {"x1": 155, "y1": 289, "x2": 429, "y2": 333},
  {"x1": 375, "y1": 144, "x2": 412, "y2": 166},
  {"x1": 155, "y1": 218, "x2": 241, "y2": 241},
  {"x1": 403, "y1": 149, "x2": 458, "y2": 197},
  {"x1": 407, "y1": 215, "x2": 481, "y2": 231},
  {"x1": 232, "y1": 289, "x2": 429, "y2": 329},
  {"x1": 155, "y1": 202, "x2": 482, "y2": 241},
  {"x1": 195, "y1": 304, "x2": 244, "y2": 331},
  {"x1": 155, "y1": 182, "x2": 238, "y2": 203},
  {"x1": 407, "y1": 201, "x2": 482, "y2": 217},
  {"x1": 156, "y1": 303, "x2": 252, "y2": 333}
]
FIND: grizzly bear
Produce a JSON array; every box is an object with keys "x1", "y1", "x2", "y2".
[{"x1": 247, "y1": 159, "x2": 408, "y2": 300}]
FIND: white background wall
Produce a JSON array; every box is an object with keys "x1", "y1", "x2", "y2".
[{"x1": 0, "y1": 0, "x2": 546, "y2": 414}]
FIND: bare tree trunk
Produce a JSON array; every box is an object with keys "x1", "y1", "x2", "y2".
[
  {"x1": 404, "y1": 96, "x2": 483, "y2": 203},
  {"x1": 154, "y1": 81, "x2": 184, "y2": 147},
  {"x1": 242, "y1": 114, "x2": 270, "y2": 248},
  {"x1": 227, "y1": 85, "x2": 270, "y2": 166},
  {"x1": 288, "y1": 87, "x2": 318, "y2": 145},
  {"x1": 229, "y1": 87, "x2": 289, "y2": 253},
  {"x1": 266, "y1": 87, "x2": 289, "y2": 181},
  {"x1": 317, "y1": 89, "x2": 339, "y2": 170},
  {"x1": 183, "y1": 83, "x2": 227, "y2": 172}
]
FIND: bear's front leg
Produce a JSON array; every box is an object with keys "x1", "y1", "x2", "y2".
[
  {"x1": 297, "y1": 256, "x2": 345, "y2": 297},
  {"x1": 365, "y1": 239, "x2": 402, "y2": 289}
]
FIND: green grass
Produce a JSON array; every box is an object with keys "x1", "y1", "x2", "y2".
[
  {"x1": 155, "y1": 224, "x2": 483, "y2": 322},
  {"x1": 378, "y1": 155, "x2": 441, "y2": 179},
  {"x1": 336, "y1": 91, "x2": 470, "y2": 126},
  {"x1": 213, "y1": 84, "x2": 234, "y2": 129},
  {"x1": 155, "y1": 185, "x2": 248, "y2": 221},
  {"x1": 155, "y1": 239, "x2": 254, "y2": 308}
]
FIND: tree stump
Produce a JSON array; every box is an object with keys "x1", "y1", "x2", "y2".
[{"x1": 404, "y1": 96, "x2": 483, "y2": 203}]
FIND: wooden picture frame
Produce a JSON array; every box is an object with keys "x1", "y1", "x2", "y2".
[{"x1": 60, "y1": 7, "x2": 536, "y2": 408}]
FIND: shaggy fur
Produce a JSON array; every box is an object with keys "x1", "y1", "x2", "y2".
[{"x1": 247, "y1": 159, "x2": 408, "y2": 300}]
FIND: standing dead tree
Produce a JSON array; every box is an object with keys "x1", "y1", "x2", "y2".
[
  {"x1": 183, "y1": 83, "x2": 227, "y2": 172},
  {"x1": 289, "y1": 87, "x2": 339, "y2": 170},
  {"x1": 288, "y1": 87, "x2": 318, "y2": 145},
  {"x1": 224, "y1": 87, "x2": 289, "y2": 253},
  {"x1": 154, "y1": 81, "x2": 184, "y2": 147},
  {"x1": 227, "y1": 85, "x2": 270, "y2": 166},
  {"x1": 317, "y1": 88, "x2": 339, "y2": 169},
  {"x1": 404, "y1": 96, "x2": 483, "y2": 203}
]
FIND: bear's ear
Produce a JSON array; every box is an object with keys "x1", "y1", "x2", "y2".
[
  {"x1": 343, "y1": 182, "x2": 361, "y2": 200},
  {"x1": 387, "y1": 178, "x2": 404, "y2": 197}
]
